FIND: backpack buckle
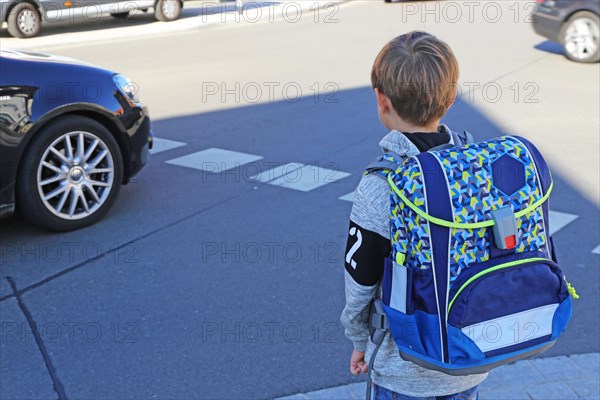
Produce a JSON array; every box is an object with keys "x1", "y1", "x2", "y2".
[
  {"x1": 491, "y1": 207, "x2": 518, "y2": 250},
  {"x1": 369, "y1": 299, "x2": 389, "y2": 346}
]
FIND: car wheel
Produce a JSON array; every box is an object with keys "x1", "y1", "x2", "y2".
[
  {"x1": 7, "y1": 2, "x2": 42, "y2": 38},
  {"x1": 154, "y1": 0, "x2": 181, "y2": 21},
  {"x1": 111, "y1": 11, "x2": 130, "y2": 19},
  {"x1": 17, "y1": 116, "x2": 124, "y2": 231},
  {"x1": 561, "y1": 11, "x2": 600, "y2": 63}
]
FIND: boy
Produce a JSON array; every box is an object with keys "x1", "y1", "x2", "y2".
[{"x1": 340, "y1": 31, "x2": 488, "y2": 399}]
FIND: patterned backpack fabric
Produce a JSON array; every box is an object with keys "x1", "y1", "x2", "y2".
[{"x1": 370, "y1": 134, "x2": 576, "y2": 376}]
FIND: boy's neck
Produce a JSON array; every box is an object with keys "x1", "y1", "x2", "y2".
[{"x1": 388, "y1": 119, "x2": 440, "y2": 134}]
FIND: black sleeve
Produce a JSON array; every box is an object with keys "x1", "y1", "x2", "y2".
[{"x1": 344, "y1": 220, "x2": 391, "y2": 286}]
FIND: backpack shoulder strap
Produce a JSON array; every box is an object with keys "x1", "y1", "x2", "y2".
[
  {"x1": 364, "y1": 151, "x2": 403, "y2": 179},
  {"x1": 452, "y1": 130, "x2": 475, "y2": 146}
]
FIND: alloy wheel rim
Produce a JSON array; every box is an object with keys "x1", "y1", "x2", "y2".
[
  {"x1": 565, "y1": 18, "x2": 599, "y2": 60},
  {"x1": 37, "y1": 131, "x2": 115, "y2": 220},
  {"x1": 162, "y1": 0, "x2": 178, "y2": 18},
  {"x1": 18, "y1": 9, "x2": 38, "y2": 34}
]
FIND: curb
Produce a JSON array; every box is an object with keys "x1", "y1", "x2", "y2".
[
  {"x1": 0, "y1": 0, "x2": 346, "y2": 51},
  {"x1": 276, "y1": 353, "x2": 600, "y2": 400}
]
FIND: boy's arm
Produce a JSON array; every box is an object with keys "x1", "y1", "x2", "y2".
[{"x1": 340, "y1": 176, "x2": 391, "y2": 352}]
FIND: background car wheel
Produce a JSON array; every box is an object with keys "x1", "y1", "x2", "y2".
[
  {"x1": 561, "y1": 11, "x2": 600, "y2": 63},
  {"x1": 7, "y1": 2, "x2": 42, "y2": 38},
  {"x1": 154, "y1": 0, "x2": 181, "y2": 21},
  {"x1": 17, "y1": 116, "x2": 124, "y2": 231}
]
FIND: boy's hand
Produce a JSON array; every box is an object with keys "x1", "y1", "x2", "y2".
[{"x1": 350, "y1": 350, "x2": 368, "y2": 375}]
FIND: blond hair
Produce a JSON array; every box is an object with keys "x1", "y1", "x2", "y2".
[{"x1": 371, "y1": 31, "x2": 459, "y2": 127}]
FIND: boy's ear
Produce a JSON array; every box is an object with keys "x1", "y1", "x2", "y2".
[
  {"x1": 447, "y1": 92, "x2": 457, "y2": 111},
  {"x1": 374, "y1": 88, "x2": 390, "y2": 114}
]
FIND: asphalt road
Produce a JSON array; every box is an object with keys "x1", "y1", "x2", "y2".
[{"x1": 1, "y1": 1, "x2": 599, "y2": 399}]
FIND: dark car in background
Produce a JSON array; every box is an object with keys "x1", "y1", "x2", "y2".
[
  {"x1": 533, "y1": 0, "x2": 600, "y2": 62},
  {"x1": 0, "y1": 49, "x2": 152, "y2": 231},
  {"x1": 0, "y1": 0, "x2": 183, "y2": 38}
]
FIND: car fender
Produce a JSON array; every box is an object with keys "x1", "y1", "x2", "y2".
[
  {"x1": 2, "y1": 0, "x2": 44, "y2": 21},
  {"x1": 562, "y1": 4, "x2": 600, "y2": 24},
  {"x1": 13, "y1": 102, "x2": 132, "y2": 190}
]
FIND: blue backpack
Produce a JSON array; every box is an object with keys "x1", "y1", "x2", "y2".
[{"x1": 367, "y1": 133, "x2": 577, "y2": 376}]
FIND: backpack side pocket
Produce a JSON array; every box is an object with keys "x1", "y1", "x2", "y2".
[{"x1": 382, "y1": 256, "x2": 411, "y2": 312}]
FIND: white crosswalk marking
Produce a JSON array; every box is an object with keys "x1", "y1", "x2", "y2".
[
  {"x1": 249, "y1": 163, "x2": 304, "y2": 183},
  {"x1": 254, "y1": 164, "x2": 351, "y2": 192},
  {"x1": 548, "y1": 211, "x2": 578, "y2": 236},
  {"x1": 166, "y1": 148, "x2": 263, "y2": 173},
  {"x1": 592, "y1": 246, "x2": 600, "y2": 255},
  {"x1": 339, "y1": 191, "x2": 355, "y2": 202},
  {"x1": 150, "y1": 138, "x2": 186, "y2": 154}
]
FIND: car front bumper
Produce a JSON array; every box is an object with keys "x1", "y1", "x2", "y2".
[{"x1": 125, "y1": 109, "x2": 152, "y2": 182}]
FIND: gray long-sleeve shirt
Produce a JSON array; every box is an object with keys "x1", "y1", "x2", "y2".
[{"x1": 340, "y1": 129, "x2": 488, "y2": 397}]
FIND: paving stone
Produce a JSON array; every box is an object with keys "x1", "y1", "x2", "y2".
[
  {"x1": 478, "y1": 372, "x2": 504, "y2": 391},
  {"x1": 276, "y1": 394, "x2": 309, "y2": 400},
  {"x1": 571, "y1": 354, "x2": 600, "y2": 368},
  {"x1": 530, "y1": 356, "x2": 584, "y2": 382},
  {"x1": 345, "y1": 382, "x2": 367, "y2": 399},
  {"x1": 304, "y1": 385, "x2": 356, "y2": 400},
  {"x1": 492, "y1": 360, "x2": 546, "y2": 386},
  {"x1": 526, "y1": 381, "x2": 579, "y2": 400},
  {"x1": 480, "y1": 387, "x2": 531, "y2": 400},
  {"x1": 568, "y1": 379, "x2": 600, "y2": 399},
  {"x1": 571, "y1": 354, "x2": 600, "y2": 378}
]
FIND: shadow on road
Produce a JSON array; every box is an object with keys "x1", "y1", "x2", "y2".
[
  {"x1": 534, "y1": 40, "x2": 565, "y2": 56},
  {"x1": 0, "y1": 86, "x2": 598, "y2": 399}
]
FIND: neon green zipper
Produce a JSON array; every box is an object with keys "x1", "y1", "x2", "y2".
[{"x1": 447, "y1": 257, "x2": 550, "y2": 313}]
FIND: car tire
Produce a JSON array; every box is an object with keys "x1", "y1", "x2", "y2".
[
  {"x1": 111, "y1": 11, "x2": 130, "y2": 19},
  {"x1": 16, "y1": 116, "x2": 124, "y2": 231},
  {"x1": 154, "y1": 0, "x2": 181, "y2": 21},
  {"x1": 561, "y1": 11, "x2": 600, "y2": 63},
  {"x1": 7, "y1": 2, "x2": 42, "y2": 38}
]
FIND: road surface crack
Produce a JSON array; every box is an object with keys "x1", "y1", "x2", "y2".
[{"x1": 6, "y1": 276, "x2": 69, "y2": 400}]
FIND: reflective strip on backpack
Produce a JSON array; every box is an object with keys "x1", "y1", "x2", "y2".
[
  {"x1": 461, "y1": 303, "x2": 558, "y2": 353},
  {"x1": 387, "y1": 172, "x2": 553, "y2": 229}
]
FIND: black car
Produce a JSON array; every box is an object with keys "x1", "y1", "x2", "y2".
[
  {"x1": 533, "y1": 0, "x2": 600, "y2": 63},
  {"x1": 0, "y1": 49, "x2": 152, "y2": 231},
  {"x1": 0, "y1": 0, "x2": 183, "y2": 38}
]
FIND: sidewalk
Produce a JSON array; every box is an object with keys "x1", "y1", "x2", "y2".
[
  {"x1": 0, "y1": 0, "x2": 346, "y2": 50},
  {"x1": 277, "y1": 353, "x2": 600, "y2": 400}
]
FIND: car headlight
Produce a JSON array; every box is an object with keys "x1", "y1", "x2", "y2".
[{"x1": 113, "y1": 74, "x2": 140, "y2": 103}]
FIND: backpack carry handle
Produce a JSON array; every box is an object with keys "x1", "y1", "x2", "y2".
[{"x1": 428, "y1": 130, "x2": 474, "y2": 152}]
